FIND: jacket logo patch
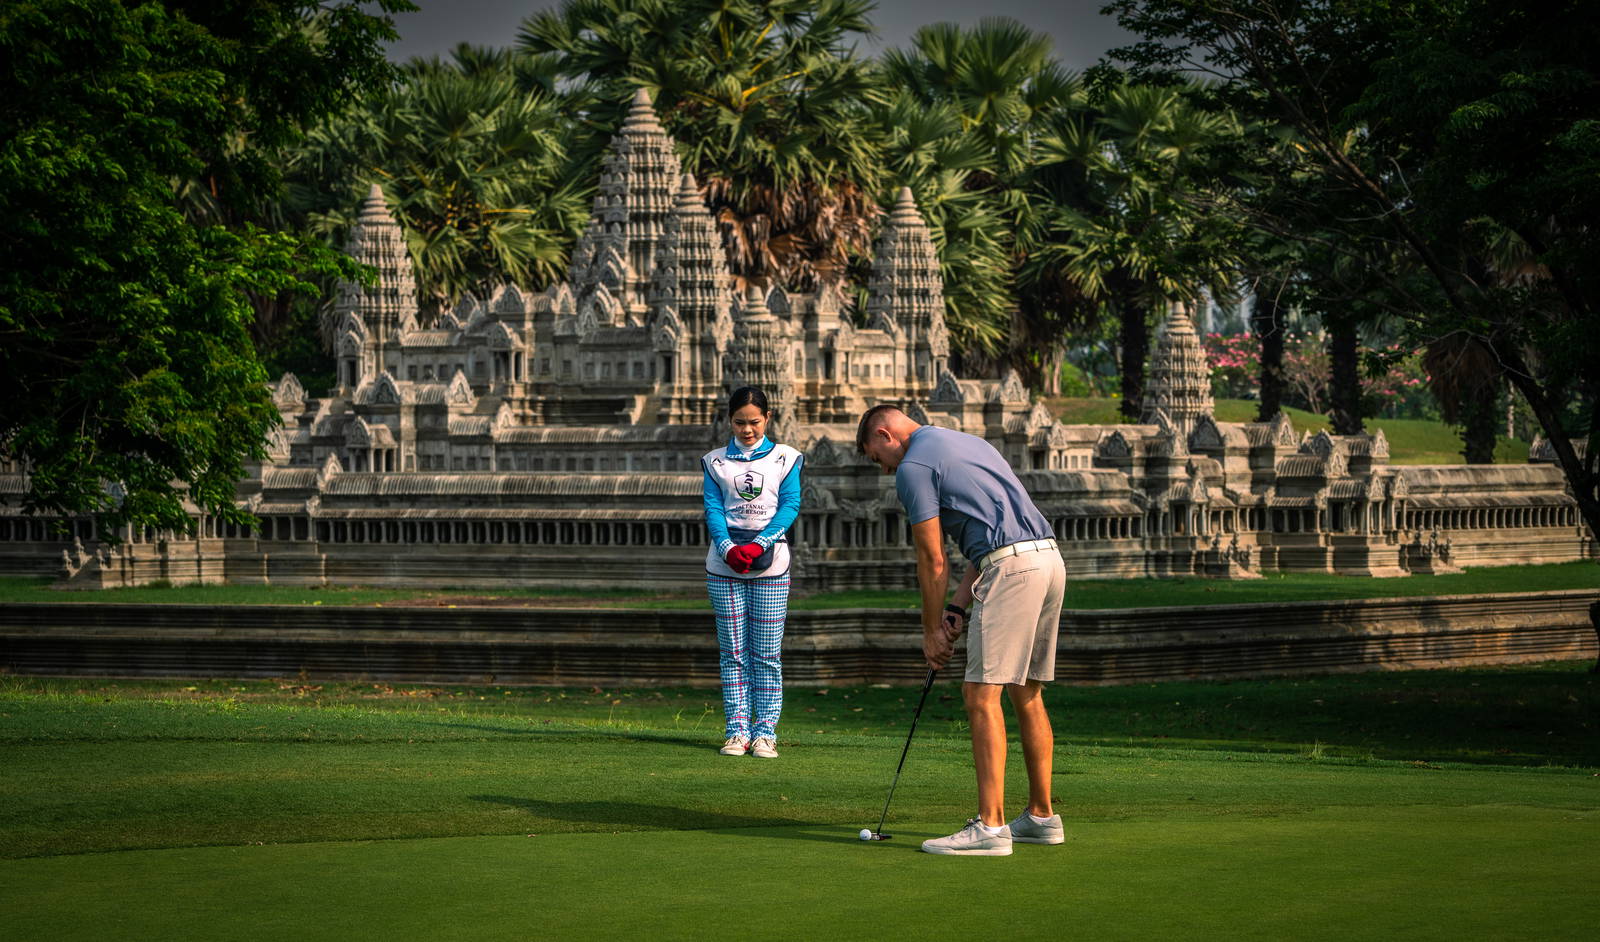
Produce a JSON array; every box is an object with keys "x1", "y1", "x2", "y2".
[{"x1": 736, "y1": 470, "x2": 764, "y2": 501}]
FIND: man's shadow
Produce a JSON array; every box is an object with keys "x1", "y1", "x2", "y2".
[{"x1": 472, "y1": 795, "x2": 901, "y2": 847}]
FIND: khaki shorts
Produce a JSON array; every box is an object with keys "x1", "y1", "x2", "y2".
[{"x1": 965, "y1": 547, "x2": 1066, "y2": 685}]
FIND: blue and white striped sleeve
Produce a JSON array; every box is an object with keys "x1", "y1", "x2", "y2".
[{"x1": 702, "y1": 459, "x2": 734, "y2": 557}]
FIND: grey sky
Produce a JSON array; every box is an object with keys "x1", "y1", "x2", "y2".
[{"x1": 383, "y1": 0, "x2": 1136, "y2": 73}]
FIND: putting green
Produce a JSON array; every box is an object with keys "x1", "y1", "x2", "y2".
[
  {"x1": 3, "y1": 804, "x2": 1594, "y2": 941},
  {"x1": 2, "y1": 671, "x2": 1595, "y2": 940}
]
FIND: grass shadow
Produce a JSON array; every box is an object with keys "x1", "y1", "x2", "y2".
[
  {"x1": 470, "y1": 795, "x2": 866, "y2": 845},
  {"x1": 438, "y1": 722, "x2": 736, "y2": 753}
]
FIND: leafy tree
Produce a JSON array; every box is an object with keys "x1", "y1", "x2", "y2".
[
  {"x1": 1109, "y1": 0, "x2": 1600, "y2": 538},
  {"x1": 0, "y1": 0, "x2": 407, "y2": 534}
]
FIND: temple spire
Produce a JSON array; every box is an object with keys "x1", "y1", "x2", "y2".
[
  {"x1": 728, "y1": 284, "x2": 796, "y2": 442},
  {"x1": 335, "y1": 182, "x2": 419, "y2": 347},
  {"x1": 865, "y1": 186, "x2": 947, "y2": 396},
  {"x1": 1141, "y1": 300, "x2": 1215, "y2": 438},
  {"x1": 572, "y1": 88, "x2": 683, "y2": 318}
]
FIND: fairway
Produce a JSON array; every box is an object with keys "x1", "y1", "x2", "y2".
[{"x1": 2, "y1": 670, "x2": 1596, "y2": 940}]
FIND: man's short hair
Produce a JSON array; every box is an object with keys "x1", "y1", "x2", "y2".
[{"x1": 855, "y1": 403, "x2": 904, "y2": 454}]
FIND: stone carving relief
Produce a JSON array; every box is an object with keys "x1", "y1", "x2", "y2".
[
  {"x1": 490, "y1": 283, "x2": 526, "y2": 316},
  {"x1": 1097, "y1": 430, "x2": 1133, "y2": 458},
  {"x1": 317, "y1": 453, "x2": 344, "y2": 486},
  {"x1": 345, "y1": 416, "x2": 371, "y2": 447},
  {"x1": 273, "y1": 373, "x2": 305, "y2": 407},
  {"x1": 806, "y1": 437, "x2": 856, "y2": 468},
  {"x1": 930, "y1": 370, "x2": 964, "y2": 405},
  {"x1": 445, "y1": 370, "x2": 476, "y2": 406},
  {"x1": 1190, "y1": 414, "x2": 1224, "y2": 451},
  {"x1": 367, "y1": 372, "x2": 401, "y2": 405},
  {"x1": 926, "y1": 313, "x2": 949, "y2": 358},
  {"x1": 994, "y1": 370, "x2": 1028, "y2": 404},
  {"x1": 1271, "y1": 411, "x2": 1297, "y2": 445},
  {"x1": 766, "y1": 285, "x2": 790, "y2": 316}
]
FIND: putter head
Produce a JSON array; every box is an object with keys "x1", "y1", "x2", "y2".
[{"x1": 873, "y1": 832, "x2": 892, "y2": 841}]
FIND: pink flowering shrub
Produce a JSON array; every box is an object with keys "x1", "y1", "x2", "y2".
[{"x1": 1200, "y1": 333, "x2": 1436, "y2": 419}]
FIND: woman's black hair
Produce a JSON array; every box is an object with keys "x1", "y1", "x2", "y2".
[{"x1": 728, "y1": 386, "x2": 770, "y2": 414}]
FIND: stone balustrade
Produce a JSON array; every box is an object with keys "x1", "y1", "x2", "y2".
[{"x1": 2, "y1": 590, "x2": 1593, "y2": 686}]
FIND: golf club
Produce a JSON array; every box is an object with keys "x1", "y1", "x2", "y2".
[{"x1": 864, "y1": 666, "x2": 938, "y2": 841}]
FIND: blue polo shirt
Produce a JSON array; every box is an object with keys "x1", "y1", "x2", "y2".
[{"x1": 894, "y1": 425, "x2": 1052, "y2": 563}]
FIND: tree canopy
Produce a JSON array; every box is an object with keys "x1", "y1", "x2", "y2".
[
  {"x1": 0, "y1": 0, "x2": 409, "y2": 534},
  {"x1": 1108, "y1": 0, "x2": 1600, "y2": 537}
]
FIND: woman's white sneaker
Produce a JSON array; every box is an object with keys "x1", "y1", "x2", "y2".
[
  {"x1": 719, "y1": 735, "x2": 750, "y2": 756},
  {"x1": 1007, "y1": 811, "x2": 1064, "y2": 844},
  {"x1": 920, "y1": 817, "x2": 1013, "y2": 856},
  {"x1": 750, "y1": 736, "x2": 779, "y2": 758}
]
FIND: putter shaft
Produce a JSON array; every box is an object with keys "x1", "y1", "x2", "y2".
[{"x1": 873, "y1": 667, "x2": 937, "y2": 838}]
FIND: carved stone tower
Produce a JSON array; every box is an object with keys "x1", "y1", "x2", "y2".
[
  {"x1": 332, "y1": 183, "x2": 418, "y2": 390},
  {"x1": 726, "y1": 285, "x2": 797, "y2": 442},
  {"x1": 570, "y1": 88, "x2": 683, "y2": 322},
  {"x1": 649, "y1": 173, "x2": 732, "y2": 424},
  {"x1": 1141, "y1": 300, "x2": 1215, "y2": 439},
  {"x1": 864, "y1": 186, "x2": 949, "y2": 399}
]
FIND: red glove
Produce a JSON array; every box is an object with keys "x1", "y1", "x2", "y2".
[{"x1": 726, "y1": 543, "x2": 764, "y2": 573}]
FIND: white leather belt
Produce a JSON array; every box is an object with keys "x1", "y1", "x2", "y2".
[{"x1": 978, "y1": 538, "x2": 1058, "y2": 571}]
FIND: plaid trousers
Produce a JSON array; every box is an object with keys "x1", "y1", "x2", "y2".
[{"x1": 706, "y1": 573, "x2": 790, "y2": 740}]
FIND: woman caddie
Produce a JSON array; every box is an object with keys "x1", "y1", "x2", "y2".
[{"x1": 700, "y1": 386, "x2": 803, "y2": 758}]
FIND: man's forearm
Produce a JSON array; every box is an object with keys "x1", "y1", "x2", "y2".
[
  {"x1": 916, "y1": 550, "x2": 949, "y2": 636},
  {"x1": 951, "y1": 563, "x2": 978, "y2": 611}
]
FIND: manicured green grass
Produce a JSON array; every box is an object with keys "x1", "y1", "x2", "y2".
[
  {"x1": 0, "y1": 666, "x2": 1595, "y2": 940},
  {"x1": 2, "y1": 561, "x2": 1592, "y2": 610},
  {"x1": 1045, "y1": 397, "x2": 1531, "y2": 464}
]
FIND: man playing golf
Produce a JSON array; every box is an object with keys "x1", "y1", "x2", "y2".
[{"x1": 856, "y1": 405, "x2": 1066, "y2": 856}]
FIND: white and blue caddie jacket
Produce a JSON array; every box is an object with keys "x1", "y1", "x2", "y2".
[{"x1": 701, "y1": 436, "x2": 803, "y2": 579}]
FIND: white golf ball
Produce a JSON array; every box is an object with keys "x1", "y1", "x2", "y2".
[{"x1": 859, "y1": 828, "x2": 872, "y2": 841}]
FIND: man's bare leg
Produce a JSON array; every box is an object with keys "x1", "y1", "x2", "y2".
[
  {"x1": 1007, "y1": 680, "x2": 1054, "y2": 817},
  {"x1": 963, "y1": 681, "x2": 1007, "y2": 826}
]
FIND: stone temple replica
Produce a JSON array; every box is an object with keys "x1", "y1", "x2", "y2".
[{"x1": 3, "y1": 90, "x2": 1592, "y2": 591}]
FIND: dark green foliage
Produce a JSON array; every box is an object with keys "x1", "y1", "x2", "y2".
[
  {"x1": 1108, "y1": 0, "x2": 1600, "y2": 536},
  {"x1": 285, "y1": 47, "x2": 591, "y2": 319},
  {"x1": 0, "y1": 1, "x2": 408, "y2": 535}
]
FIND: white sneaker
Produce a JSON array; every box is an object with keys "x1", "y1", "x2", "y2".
[
  {"x1": 750, "y1": 736, "x2": 778, "y2": 758},
  {"x1": 719, "y1": 735, "x2": 749, "y2": 756},
  {"x1": 920, "y1": 817, "x2": 1013, "y2": 856},
  {"x1": 1007, "y1": 810, "x2": 1064, "y2": 845}
]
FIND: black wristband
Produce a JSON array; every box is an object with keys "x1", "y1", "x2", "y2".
[{"x1": 945, "y1": 603, "x2": 968, "y2": 620}]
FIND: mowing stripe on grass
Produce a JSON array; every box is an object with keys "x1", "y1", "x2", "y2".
[{"x1": 2, "y1": 806, "x2": 1594, "y2": 941}]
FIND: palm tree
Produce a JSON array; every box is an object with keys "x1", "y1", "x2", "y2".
[
  {"x1": 868, "y1": 89, "x2": 1013, "y2": 358},
  {"x1": 875, "y1": 18, "x2": 1086, "y2": 370},
  {"x1": 518, "y1": 0, "x2": 886, "y2": 293},
  {"x1": 284, "y1": 47, "x2": 590, "y2": 318},
  {"x1": 1029, "y1": 79, "x2": 1246, "y2": 419}
]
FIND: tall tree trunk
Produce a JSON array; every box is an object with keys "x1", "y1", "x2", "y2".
[
  {"x1": 1502, "y1": 347, "x2": 1600, "y2": 552},
  {"x1": 1327, "y1": 317, "x2": 1364, "y2": 434},
  {"x1": 1425, "y1": 334, "x2": 1504, "y2": 464},
  {"x1": 1459, "y1": 387, "x2": 1499, "y2": 463},
  {"x1": 1252, "y1": 291, "x2": 1285, "y2": 421},
  {"x1": 1119, "y1": 299, "x2": 1150, "y2": 422}
]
